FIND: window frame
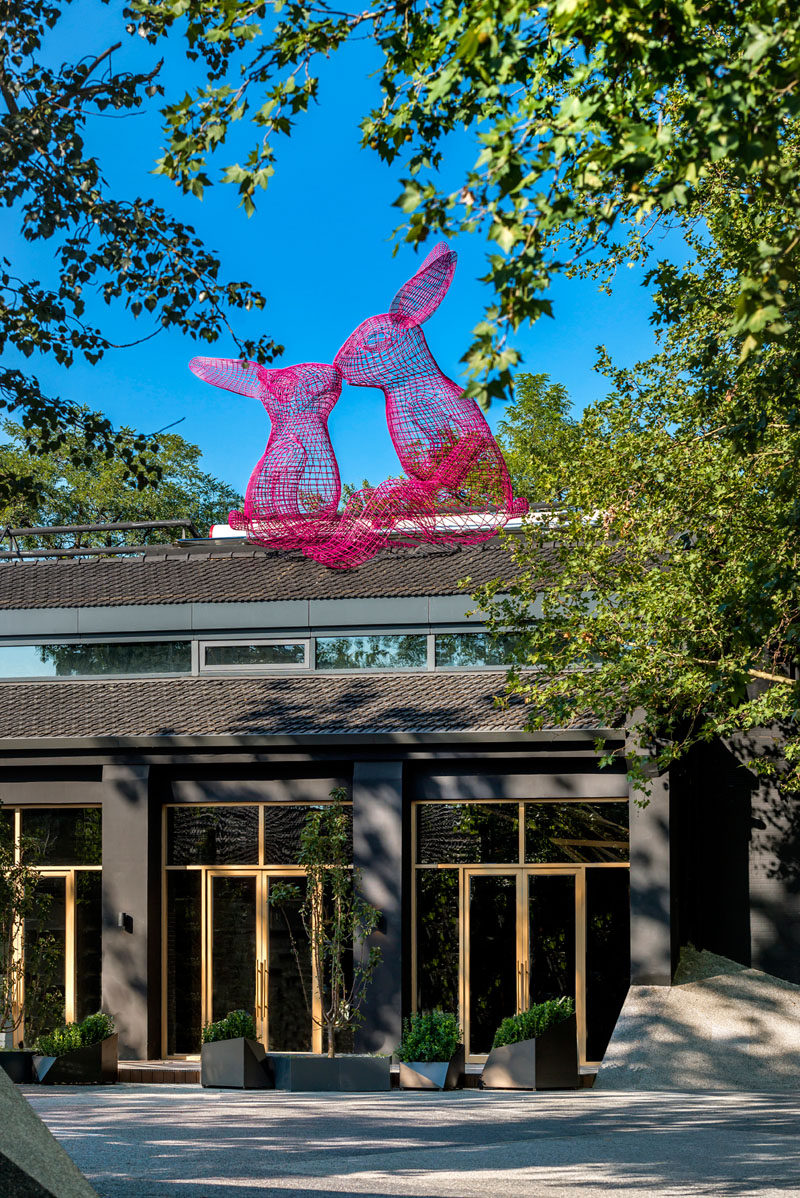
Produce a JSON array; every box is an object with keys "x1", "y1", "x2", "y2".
[{"x1": 197, "y1": 638, "x2": 311, "y2": 674}]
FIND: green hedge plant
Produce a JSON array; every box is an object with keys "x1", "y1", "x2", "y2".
[
  {"x1": 397, "y1": 1010, "x2": 460, "y2": 1063},
  {"x1": 202, "y1": 1010, "x2": 257, "y2": 1044},
  {"x1": 34, "y1": 1011, "x2": 115, "y2": 1057},
  {"x1": 492, "y1": 998, "x2": 575, "y2": 1050}
]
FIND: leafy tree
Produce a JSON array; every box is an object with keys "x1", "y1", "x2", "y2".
[
  {"x1": 0, "y1": 0, "x2": 280, "y2": 506},
  {"x1": 475, "y1": 167, "x2": 800, "y2": 790},
  {"x1": 0, "y1": 811, "x2": 61, "y2": 1047},
  {"x1": 268, "y1": 788, "x2": 381, "y2": 1058},
  {"x1": 0, "y1": 413, "x2": 242, "y2": 547},
  {"x1": 130, "y1": 0, "x2": 800, "y2": 408},
  {"x1": 496, "y1": 374, "x2": 578, "y2": 502}
]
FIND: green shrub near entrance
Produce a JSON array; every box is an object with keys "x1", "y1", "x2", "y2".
[
  {"x1": 397, "y1": 1010, "x2": 460, "y2": 1063},
  {"x1": 492, "y1": 997, "x2": 575, "y2": 1049},
  {"x1": 202, "y1": 1010, "x2": 257, "y2": 1044},
  {"x1": 34, "y1": 1010, "x2": 115, "y2": 1057}
]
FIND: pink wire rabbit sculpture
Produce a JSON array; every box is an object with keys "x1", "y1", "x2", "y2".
[
  {"x1": 189, "y1": 242, "x2": 527, "y2": 569},
  {"x1": 313, "y1": 241, "x2": 529, "y2": 567},
  {"x1": 188, "y1": 357, "x2": 342, "y2": 550}
]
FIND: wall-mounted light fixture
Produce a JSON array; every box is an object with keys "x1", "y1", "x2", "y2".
[{"x1": 117, "y1": 912, "x2": 133, "y2": 934}]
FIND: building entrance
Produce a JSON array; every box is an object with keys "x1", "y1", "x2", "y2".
[
  {"x1": 413, "y1": 799, "x2": 631, "y2": 1065},
  {"x1": 163, "y1": 802, "x2": 347, "y2": 1056},
  {"x1": 206, "y1": 870, "x2": 317, "y2": 1051}
]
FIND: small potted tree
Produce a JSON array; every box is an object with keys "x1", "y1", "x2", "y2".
[
  {"x1": 33, "y1": 1011, "x2": 117, "y2": 1084},
  {"x1": 266, "y1": 788, "x2": 388, "y2": 1091},
  {"x1": 482, "y1": 997, "x2": 578, "y2": 1090},
  {"x1": 397, "y1": 1010, "x2": 464, "y2": 1090},
  {"x1": 0, "y1": 811, "x2": 61, "y2": 1082},
  {"x1": 201, "y1": 1009, "x2": 270, "y2": 1089}
]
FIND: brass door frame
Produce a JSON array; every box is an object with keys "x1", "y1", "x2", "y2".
[
  {"x1": 20, "y1": 867, "x2": 87, "y2": 1041},
  {"x1": 461, "y1": 865, "x2": 582, "y2": 1062},
  {"x1": 204, "y1": 867, "x2": 321, "y2": 1054}
]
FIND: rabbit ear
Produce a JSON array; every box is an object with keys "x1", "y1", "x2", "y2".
[
  {"x1": 389, "y1": 242, "x2": 457, "y2": 327},
  {"x1": 189, "y1": 356, "x2": 266, "y2": 399}
]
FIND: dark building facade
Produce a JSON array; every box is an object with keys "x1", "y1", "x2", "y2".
[{"x1": 0, "y1": 537, "x2": 795, "y2": 1070}]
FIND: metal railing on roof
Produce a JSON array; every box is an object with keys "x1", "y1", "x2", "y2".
[{"x1": 0, "y1": 519, "x2": 201, "y2": 560}]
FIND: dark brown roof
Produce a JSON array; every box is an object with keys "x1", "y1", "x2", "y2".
[
  {"x1": 0, "y1": 539, "x2": 526, "y2": 611},
  {"x1": 0, "y1": 671, "x2": 535, "y2": 738}
]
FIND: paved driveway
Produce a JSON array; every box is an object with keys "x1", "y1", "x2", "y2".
[{"x1": 23, "y1": 1085, "x2": 800, "y2": 1197}]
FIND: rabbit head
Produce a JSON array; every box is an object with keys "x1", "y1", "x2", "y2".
[
  {"x1": 189, "y1": 358, "x2": 342, "y2": 416},
  {"x1": 333, "y1": 242, "x2": 457, "y2": 388}
]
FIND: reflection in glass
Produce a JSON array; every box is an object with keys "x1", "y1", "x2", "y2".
[
  {"x1": 75, "y1": 871, "x2": 102, "y2": 1021},
  {"x1": 417, "y1": 803, "x2": 519, "y2": 864},
  {"x1": 211, "y1": 876, "x2": 256, "y2": 1022},
  {"x1": 204, "y1": 643, "x2": 306, "y2": 668},
  {"x1": 0, "y1": 641, "x2": 191, "y2": 677},
  {"x1": 435, "y1": 633, "x2": 528, "y2": 668},
  {"x1": 263, "y1": 805, "x2": 352, "y2": 865},
  {"x1": 24, "y1": 875, "x2": 66, "y2": 1042},
  {"x1": 525, "y1": 802, "x2": 629, "y2": 864},
  {"x1": 416, "y1": 869, "x2": 459, "y2": 1013},
  {"x1": 586, "y1": 868, "x2": 630, "y2": 1061},
  {"x1": 528, "y1": 873, "x2": 575, "y2": 1006},
  {"x1": 315, "y1": 635, "x2": 427, "y2": 670},
  {"x1": 468, "y1": 874, "x2": 517, "y2": 1055},
  {"x1": 21, "y1": 808, "x2": 102, "y2": 866},
  {"x1": 167, "y1": 806, "x2": 259, "y2": 866},
  {"x1": 267, "y1": 877, "x2": 312, "y2": 1051},
  {"x1": 166, "y1": 871, "x2": 203, "y2": 1054}
]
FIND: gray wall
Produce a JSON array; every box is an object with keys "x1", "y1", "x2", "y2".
[
  {"x1": 101, "y1": 765, "x2": 156, "y2": 1059},
  {"x1": 629, "y1": 772, "x2": 674, "y2": 985},
  {"x1": 352, "y1": 761, "x2": 404, "y2": 1054}
]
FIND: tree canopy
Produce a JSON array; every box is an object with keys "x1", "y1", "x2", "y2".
[
  {"x1": 130, "y1": 0, "x2": 800, "y2": 409},
  {"x1": 0, "y1": 414, "x2": 242, "y2": 546},
  {"x1": 0, "y1": 0, "x2": 279, "y2": 506},
  {"x1": 477, "y1": 161, "x2": 800, "y2": 789}
]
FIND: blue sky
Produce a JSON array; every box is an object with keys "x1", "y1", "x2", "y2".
[{"x1": 3, "y1": 3, "x2": 677, "y2": 505}]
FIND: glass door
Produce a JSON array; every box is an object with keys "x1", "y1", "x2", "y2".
[
  {"x1": 205, "y1": 870, "x2": 316, "y2": 1051},
  {"x1": 463, "y1": 867, "x2": 579, "y2": 1060}
]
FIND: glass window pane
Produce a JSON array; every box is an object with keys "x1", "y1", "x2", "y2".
[
  {"x1": 267, "y1": 876, "x2": 312, "y2": 1051},
  {"x1": 435, "y1": 633, "x2": 528, "y2": 667},
  {"x1": 315, "y1": 635, "x2": 427, "y2": 670},
  {"x1": 468, "y1": 873, "x2": 518, "y2": 1055},
  {"x1": 75, "y1": 871, "x2": 102, "y2": 1022},
  {"x1": 166, "y1": 871, "x2": 202, "y2": 1055},
  {"x1": 211, "y1": 875, "x2": 256, "y2": 1023},
  {"x1": 0, "y1": 807, "x2": 13, "y2": 851},
  {"x1": 525, "y1": 802, "x2": 629, "y2": 864},
  {"x1": 0, "y1": 641, "x2": 191, "y2": 677},
  {"x1": 21, "y1": 808, "x2": 102, "y2": 866},
  {"x1": 24, "y1": 875, "x2": 66, "y2": 1044},
  {"x1": 416, "y1": 869, "x2": 460, "y2": 1015},
  {"x1": 263, "y1": 805, "x2": 352, "y2": 865},
  {"x1": 585, "y1": 868, "x2": 630, "y2": 1061},
  {"x1": 417, "y1": 803, "x2": 519, "y2": 864},
  {"x1": 204, "y1": 643, "x2": 306, "y2": 668},
  {"x1": 167, "y1": 806, "x2": 259, "y2": 866},
  {"x1": 528, "y1": 873, "x2": 576, "y2": 1006}
]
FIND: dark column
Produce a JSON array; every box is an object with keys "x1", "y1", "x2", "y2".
[
  {"x1": 629, "y1": 772, "x2": 674, "y2": 985},
  {"x1": 352, "y1": 760, "x2": 403, "y2": 1054},
  {"x1": 101, "y1": 764, "x2": 156, "y2": 1059}
]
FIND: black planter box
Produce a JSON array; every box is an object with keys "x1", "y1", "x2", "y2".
[
  {"x1": 482, "y1": 1015, "x2": 579, "y2": 1090},
  {"x1": 398, "y1": 1044, "x2": 464, "y2": 1091},
  {"x1": 33, "y1": 1034, "x2": 118, "y2": 1085},
  {"x1": 201, "y1": 1038, "x2": 272, "y2": 1089},
  {"x1": 266, "y1": 1053, "x2": 391, "y2": 1092},
  {"x1": 0, "y1": 1050, "x2": 36, "y2": 1084}
]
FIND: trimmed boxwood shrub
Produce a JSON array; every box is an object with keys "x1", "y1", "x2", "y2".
[
  {"x1": 34, "y1": 1011, "x2": 115, "y2": 1057},
  {"x1": 397, "y1": 1010, "x2": 459, "y2": 1063},
  {"x1": 202, "y1": 1009, "x2": 257, "y2": 1044},
  {"x1": 492, "y1": 997, "x2": 575, "y2": 1049}
]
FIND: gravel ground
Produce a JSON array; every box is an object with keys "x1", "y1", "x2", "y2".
[{"x1": 21, "y1": 1085, "x2": 800, "y2": 1198}]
